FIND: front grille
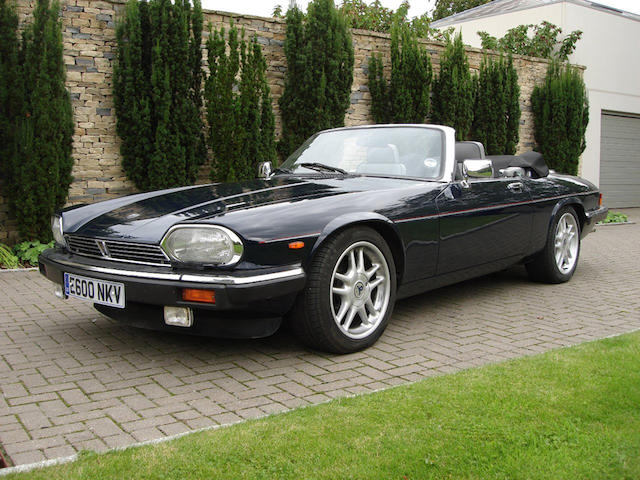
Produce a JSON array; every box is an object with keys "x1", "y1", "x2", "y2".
[{"x1": 66, "y1": 235, "x2": 171, "y2": 266}]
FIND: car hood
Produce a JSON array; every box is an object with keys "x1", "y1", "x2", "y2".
[{"x1": 64, "y1": 175, "x2": 429, "y2": 243}]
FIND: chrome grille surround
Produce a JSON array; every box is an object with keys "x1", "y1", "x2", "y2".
[{"x1": 65, "y1": 235, "x2": 171, "y2": 267}]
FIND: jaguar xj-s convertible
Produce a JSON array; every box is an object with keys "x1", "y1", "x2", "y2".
[{"x1": 39, "y1": 124, "x2": 608, "y2": 353}]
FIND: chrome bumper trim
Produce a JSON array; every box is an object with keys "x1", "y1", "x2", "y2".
[
  {"x1": 48, "y1": 257, "x2": 304, "y2": 285},
  {"x1": 585, "y1": 206, "x2": 608, "y2": 220}
]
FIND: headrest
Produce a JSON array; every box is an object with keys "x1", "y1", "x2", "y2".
[
  {"x1": 455, "y1": 141, "x2": 485, "y2": 162},
  {"x1": 367, "y1": 146, "x2": 396, "y2": 164}
]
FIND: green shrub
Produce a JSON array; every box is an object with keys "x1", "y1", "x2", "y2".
[
  {"x1": 472, "y1": 55, "x2": 520, "y2": 155},
  {"x1": 432, "y1": 0, "x2": 492, "y2": 21},
  {"x1": 14, "y1": 240, "x2": 54, "y2": 265},
  {"x1": 4, "y1": 0, "x2": 74, "y2": 241},
  {"x1": 114, "y1": 0, "x2": 206, "y2": 191},
  {"x1": 431, "y1": 33, "x2": 474, "y2": 141},
  {"x1": 204, "y1": 22, "x2": 276, "y2": 182},
  {"x1": 531, "y1": 62, "x2": 588, "y2": 175},
  {"x1": 0, "y1": 243, "x2": 20, "y2": 269},
  {"x1": 278, "y1": 0, "x2": 354, "y2": 158},
  {"x1": 0, "y1": 0, "x2": 20, "y2": 181},
  {"x1": 600, "y1": 212, "x2": 628, "y2": 224},
  {"x1": 478, "y1": 21, "x2": 582, "y2": 62},
  {"x1": 368, "y1": 21, "x2": 432, "y2": 124}
]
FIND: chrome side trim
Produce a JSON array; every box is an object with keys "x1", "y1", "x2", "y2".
[
  {"x1": 49, "y1": 257, "x2": 304, "y2": 285},
  {"x1": 585, "y1": 206, "x2": 608, "y2": 220}
]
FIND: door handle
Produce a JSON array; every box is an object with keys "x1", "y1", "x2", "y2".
[{"x1": 507, "y1": 182, "x2": 523, "y2": 193}]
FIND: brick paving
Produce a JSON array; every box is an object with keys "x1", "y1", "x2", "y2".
[{"x1": 1, "y1": 209, "x2": 639, "y2": 466}]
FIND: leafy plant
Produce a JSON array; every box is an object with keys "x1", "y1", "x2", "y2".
[
  {"x1": 478, "y1": 21, "x2": 582, "y2": 61},
  {"x1": 0, "y1": 243, "x2": 20, "y2": 269},
  {"x1": 278, "y1": 0, "x2": 354, "y2": 158},
  {"x1": 113, "y1": 0, "x2": 206, "y2": 191},
  {"x1": 2, "y1": 0, "x2": 74, "y2": 241},
  {"x1": 472, "y1": 55, "x2": 520, "y2": 155},
  {"x1": 204, "y1": 22, "x2": 276, "y2": 182},
  {"x1": 600, "y1": 212, "x2": 629, "y2": 224},
  {"x1": 432, "y1": 0, "x2": 492, "y2": 21},
  {"x1": 531, "y1": 62, "x2": 588, "y2": 175},
  {"x1": 431, "y1": 33, "x2": 474, "y2": 141},
  {"x1": 368, "y1": 21, "x2": 432, "y2": 124},
  {"x1": 14, "y1": 240, "x2": 54, "y2": 265}
]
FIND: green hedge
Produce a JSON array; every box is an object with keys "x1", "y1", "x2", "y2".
[
  {"x1": 2, "y1": 0, "x2": 74, "y2": 241},
  {"x1": 531, "y1": 63, "x2": 588, "y2": 175},
  {"x1": 113, "y1": 0, "x2": 206, "y2": 191},
  {"x1": 278, "y1": 0, "x2": 354, "y2": 159}
]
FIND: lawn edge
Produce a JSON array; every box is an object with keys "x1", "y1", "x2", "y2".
[{"x1": 2, "y1": 328, "x2": 639, "y2": 477}]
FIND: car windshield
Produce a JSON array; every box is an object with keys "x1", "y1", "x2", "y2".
[{"x1": 279, "y1": 127, "x2": 445, "y2": 179}]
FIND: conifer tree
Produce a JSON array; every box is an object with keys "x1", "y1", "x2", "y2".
[
  {"x1": 114, "y1": 0, "x2": 205, "y2": 191},
  {"x1": 0, "y1": 0, "x2": 19, "y2": 178},
  {"x1": 431, "y1": 33, "x2": 474, "y2": 140},
  {"x1": 531, "y1": 62, "x2": 588, "y2": 175},
  {"x1": 472, "y1": 55, "x2": 520, "y2": 155},
  {"x1": 205, "y1": 23, "x2": 276, "y2": 182},
  {"x1": 7, "y1": 0, "x2": 74, "y2": 240},
  {"x1": 369, "y1": 22, "x2": 432, "y2": 124},
  {"x1": 278, "y1": 0, "x2": 354, "y2": 158}
]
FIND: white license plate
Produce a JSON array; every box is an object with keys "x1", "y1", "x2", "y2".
[{"x1": 64, "y1": 273, "x2": 125, "y2": 308}]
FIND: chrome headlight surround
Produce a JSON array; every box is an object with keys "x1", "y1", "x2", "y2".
[
  {"x1": 160, "y1": 225, "x2": 244, "y2": 266},
  {"x1": 51, "y1": 215, "x2": 66, "y2": 247}
]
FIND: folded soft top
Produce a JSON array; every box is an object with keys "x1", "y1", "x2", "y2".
[{"x1": 488, "y1": 151, "x2": 549, "y2": 178}]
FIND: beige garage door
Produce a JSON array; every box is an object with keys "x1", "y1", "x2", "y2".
[{"x1": 600, "y1": 112, "x2": 640, "y2": 207}]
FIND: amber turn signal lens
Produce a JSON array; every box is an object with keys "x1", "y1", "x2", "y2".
[
  {"x1": 288, "y1": 241, "x2": 305, "y2": 249},
  {"x1": 598, "y1": 193, "x2": 603, "y2": 206},
  {"x1": 182, "y1": 288, "x2": 216, "y2": 304}
]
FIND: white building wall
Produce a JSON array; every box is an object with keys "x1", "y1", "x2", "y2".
[{"x1": 438, "y1": 2, "x2": 640, "y2": 188}]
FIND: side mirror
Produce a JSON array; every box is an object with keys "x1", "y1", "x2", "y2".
[
  {"x1": 462, "y1": 159, "x2": 493, "y2": 179},
  {"x1": 258, "y1": 161, "x2": 272, "y2": 179}
]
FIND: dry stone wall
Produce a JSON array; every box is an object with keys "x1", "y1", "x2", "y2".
[{"x1": 0, "y1": 0, "x2": 559, "y2": 243}]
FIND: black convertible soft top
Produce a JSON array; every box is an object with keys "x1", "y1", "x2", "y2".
[{"x1": 487, "y1": 151, "x2": 549, "y2": 178}]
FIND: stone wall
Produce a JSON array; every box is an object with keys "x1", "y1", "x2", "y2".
[{"x1": 0, "y1": 0, "x2": 557, "y2": 244}]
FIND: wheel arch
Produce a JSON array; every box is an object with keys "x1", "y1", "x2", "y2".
[
  {"x1": 550, "y1": 197, "x2": 586, "y2": 232},
  {"x1": 308, "y1": 213, "x2": 406, "y2": 284}
]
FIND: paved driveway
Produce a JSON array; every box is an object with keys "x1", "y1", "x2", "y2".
[{"x1": 1, "y1": 210, "x2": 639, "y2": 466}]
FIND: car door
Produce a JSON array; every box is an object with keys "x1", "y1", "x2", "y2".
[{"x1": 435, "y1": 177, "x2": 533, "y2": 275}]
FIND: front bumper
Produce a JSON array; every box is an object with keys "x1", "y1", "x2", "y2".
[{"x1": 39, "y1": 248, "x2": 306, "y2": 338}]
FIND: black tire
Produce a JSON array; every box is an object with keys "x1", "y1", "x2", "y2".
[
  {"x1": 526, "y1": 206, "x2": 581, "y2": 283},
  {"x1": 291, "y1": 227, "x2": 397, "y2": 353}
]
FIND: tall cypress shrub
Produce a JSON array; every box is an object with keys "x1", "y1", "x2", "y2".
[
  {"x1": 278, "y1": 0, "x2": 354, "y2": 158},
  {"x1": 7, "y1": 0, "x2": 74, "y2": 240},
  {"x1": 531, "y1": 63, "x2": 588, "y2": 175},
  {"x1": 113, "y1": 0, "x2": 205, "y2": 191},
  {"x1": 431, "y1": 33, "x2": 474, "y2": 141},
  {"x1": 368, "y1": 22, "x2": 432, "y2": 124},
  {"x1": 472, "y1": 55, "x2": 520, "y2": 155},
  {"x1": 0, "y1": 0, "x2": 19, "y2": 179},
  {"x1": 205, "y1": 23, "x2": 276, "y2": 182}
]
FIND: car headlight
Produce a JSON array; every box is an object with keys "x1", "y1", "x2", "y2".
[
  {"x1": 51, "y1": 215, "x2": 66, "y2": 247},
  {"x1": 161, "y1": 225, "x2": 243, "y2": 265}
]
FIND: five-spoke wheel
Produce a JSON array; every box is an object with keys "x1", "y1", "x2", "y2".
[
  {"x1": 291, "y1": 227, "x2": 396, "y2": 353},
  {"x1": 330, "y1": 241, "x2": 391, "y2": 340},
  {"x1": 526, "y1": 206, "x2": 581, "y2": 283}
]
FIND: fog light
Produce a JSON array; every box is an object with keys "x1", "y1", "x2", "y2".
[
  {"x1": 54, "y1": 284, "x2": 66, "y2": 299},
  {"x1": 164, "y1": 306, "x2": 193, "y2": 327}
]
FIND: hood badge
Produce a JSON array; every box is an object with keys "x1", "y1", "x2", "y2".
[{"x1": 126, "y1": 212, "x2": 141, "y2": 219}]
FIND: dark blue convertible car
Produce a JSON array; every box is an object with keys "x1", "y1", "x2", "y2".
[{"x1": 40, "y1": 125, "x2": 607, "y2": 352}]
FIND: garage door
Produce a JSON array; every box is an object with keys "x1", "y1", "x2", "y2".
[{"x1": 600, "y1": 112, "x2": 640, "y2": 207}]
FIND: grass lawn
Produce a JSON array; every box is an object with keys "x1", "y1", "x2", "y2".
[{"x1": 6, "y1": 331, "x2": 640, "y2": 480}]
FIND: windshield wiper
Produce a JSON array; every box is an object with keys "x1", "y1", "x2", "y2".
[{"x1": 299, "y1": 163, "x2": 348, "y2": 174}]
